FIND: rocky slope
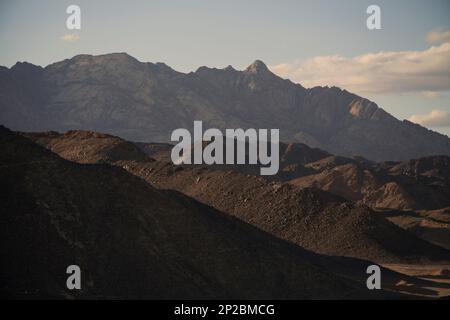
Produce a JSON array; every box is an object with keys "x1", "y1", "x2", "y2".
[
  {"x1": 2, "y1": 126, "x2": 386, "y2": 299},
  {"x1": 24, "y1": 129, "x2": 450, "y2": 264},
  {"x1": 136, "y1": 139, "x2": 450, "y2": 211},
  {"x1": 290, "y1": 161, "x2": 450, "y2": 211},
  {"x1": 383, "y1": 207, "x2": 450, "y2": 250},
  {"x1": 1, "y1": 53, "x2": 450, "y2": 161}
]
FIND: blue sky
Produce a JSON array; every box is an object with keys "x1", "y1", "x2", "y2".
[{"x1": 1, "y1": 0, "x2": 449, "y2": 135}]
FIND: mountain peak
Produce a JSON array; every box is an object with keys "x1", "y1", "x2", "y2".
[
  {"x1": 245, "y1": 60, "x2": 269, "y2": 74},
  {"x1": 224, "y1": 65, "x2": 236, "y2": 71},
  {"x1": 68, "y1": 52, "x2": 140, "y2": 65},
  {"x1": 11, "y1": 61, "x2": 42, "y2": 73}
]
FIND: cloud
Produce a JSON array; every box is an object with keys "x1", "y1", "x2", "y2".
[
  {"x1": 426, "y1": 28, "x2": 450, "y2": 44},
  {"x1": 420, "y1": 91, "x2": 441, "y2": 99},
  {"x1": 61, "y1": 34, "x2": 80, "y2": 42},
  {"x1": 408, "y1": 109, "x2": 450, "y2": 127},
  {"x1": 269, "y1": 42, "x2": 450, "y2": 95}
]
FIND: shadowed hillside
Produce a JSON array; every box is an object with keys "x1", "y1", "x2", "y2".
[
  {"x1": 2, "y1": 126, "x2": 396, "y2": 299},
  {"x1": 24, "y1": 129, "x2": 450, "y2": 264}
]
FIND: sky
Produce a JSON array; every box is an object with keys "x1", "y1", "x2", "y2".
[{"x1": 1, "y1": 0, "x2": 449, "y2": 135}]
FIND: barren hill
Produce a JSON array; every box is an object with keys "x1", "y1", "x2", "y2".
[
  {"x1": 290, "y1": 161, "x2": 450, "y2": 211},
  {"x1": 24, "y1": 129, "x2": 450, "y2": 264},
  {"x1": 383, "y1": 207, "x2": 450, "y2": 251},
  {"x1": 1, "y1": 126, "x2": 383, "y2": 299},
  {"x1": 134, "y1": 138, "x2": 450, "y2": 212}
]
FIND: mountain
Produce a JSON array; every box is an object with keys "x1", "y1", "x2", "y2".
[
  {"x1": 385, "y1": 207, "x2": 450, "y2": 251},
  {"x1": 2, "y1": 125, "x2": 389, "y2": 299},
  {"x1": 126, "y1": 138, "x2": 450, "y2": 212},
  {"x1": 24, "y1": 129, "x2": 450, "y2": 264},
  {"x1": 290, "y1": 161, "x2": 450, "y2": 211},
  {"x1": 1, "y1": 53, "x2": 450, "y2": 161},
  {"x1": 133, "y1": 138, "x2": 450, "y2": 211}
]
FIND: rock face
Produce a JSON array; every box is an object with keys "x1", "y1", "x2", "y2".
[{"x1": 1, "y1": 53, "x2": 450, "y2": 161}]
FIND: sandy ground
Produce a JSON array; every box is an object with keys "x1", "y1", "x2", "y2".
[{"x1": 383, "y1": 264, "x2": 450, "y2": 298}]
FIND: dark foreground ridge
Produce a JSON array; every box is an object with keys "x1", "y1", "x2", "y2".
[{"x1": 1, "y1": 126, "x2": 400, "y2": 299}]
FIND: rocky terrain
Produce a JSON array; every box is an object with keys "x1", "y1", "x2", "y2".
[
  {"x1": 290, "y1": 160, "x2": 450, "y2": 211},
  {"x1": 1, "y1": 126, "x2": 388, "y2": 299},
  {"x1": 383, "y1": 207, "x2": 450, "y2": 250},
  {"x1": 2, "y1": 125, "x2": 449, "y2": 298},
  {"x1": 2, "y1": 53, "x2": 450, "y2": 300},
  {"x1": 24, "y1": 129, "x2": 450, "y2": 265},
  {"x1": 1, "y1": 53, "x2": 450, "y2": 161},
  {"x1": 130, "y1": 140, "x2": 450, "y2": 212}
]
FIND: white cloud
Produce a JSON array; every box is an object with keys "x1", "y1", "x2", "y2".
[
  {"x1": 408, "y1": 109, "x2": 450, "y2": 127},
  {"x1": 61, "y1": 34, "x2": 80, "y2": 42},
  {"x1": 426, "y1": 28, "x2": 450, "y2": 44},
  {"x1": 269, "y1": 42, "x2": 450, "y2": 95}
]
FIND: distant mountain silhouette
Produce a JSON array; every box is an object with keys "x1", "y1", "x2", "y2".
[{"x1": 1, "y1": 53, "x2": 450, "y2": 161}]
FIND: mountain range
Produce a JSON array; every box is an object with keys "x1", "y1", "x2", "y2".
[
  {"x1": 1, "y1": 52, "x2": 450, "y2": 161},
  {"x1": 2, "y1": 52, "x2": 450, "y2": 299}
]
